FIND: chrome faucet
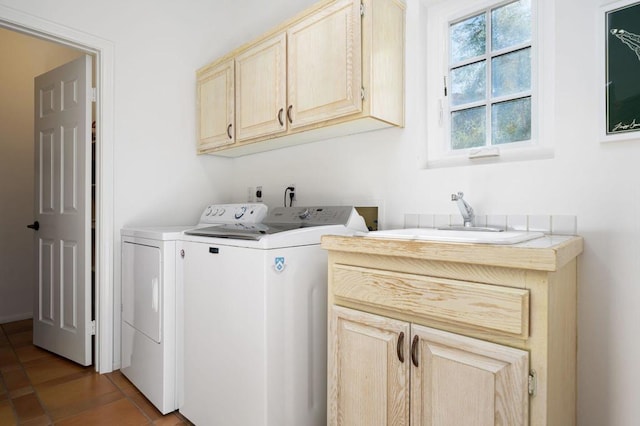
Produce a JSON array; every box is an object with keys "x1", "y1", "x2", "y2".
[{"x1": 451, "y1": 192, "x2": 475, "y2": 227}]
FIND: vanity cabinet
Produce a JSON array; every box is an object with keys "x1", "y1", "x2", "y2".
[
  {"x1": 196, "y1": 0, "x2": 405, "y2": 157},
  {"x1": 322, "y1": 234, "x2": 583, "y2": 425}
]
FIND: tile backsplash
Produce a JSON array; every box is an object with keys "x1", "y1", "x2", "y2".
[{"x1": 403, "y1": 213, "x2": 578, "y2": 235}]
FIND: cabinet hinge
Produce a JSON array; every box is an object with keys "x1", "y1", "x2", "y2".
[
  {"x1": 91, "y1": 87, "x2": 97, "y2": 103},
  {"x1": 528, "y1": 370, "x2": 537, "y2": 396},
  {"x1": 90, "y1": 320, "x2": 96, "y2": 336},
  {"x1": 361, "y1": 87, "x2": 365, "y2": 101},
  {"x1": 360, "y1": 2, "x2": 364, "y2": 17}
]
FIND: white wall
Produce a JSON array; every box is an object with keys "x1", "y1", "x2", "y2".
[
  {"x1": 0, "y1": 28, "x2": 82, "y2": 323},
  {"x1": 0, "y1": 0, "x2": 638, "y2": 424}
]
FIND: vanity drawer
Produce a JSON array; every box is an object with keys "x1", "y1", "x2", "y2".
[{"x1": 331, "y1": 264, "x2": 529, "y2": 338}]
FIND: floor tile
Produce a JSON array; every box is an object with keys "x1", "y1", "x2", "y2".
[
  {"x1": 0, "y1": 347, "x2": 19, "y2": 371},
  {"x1": 6, "y1": 331, "x2": 32, "y2": 349},
  {"x1": 14, "y1": 345, "x2": 55, "y2": 364},
  {"x1": 12, "y1": 392, "x2": 46, "y2": 422},
  {"x1": 152, "y1": 412, "x2": 187, "y2": 425},
  {"x1": 23, "y1": 356, "x2": 89, "y2": 385},
  {"x1": 37, "y1": 373, "x2": 121, "y2": 420},
  {"x1": 0, "y1": 399, "x2": 17, "y2": 425},
  {"x1": 55, "y1": 398, "x2": 150, "y2": 426},
  {"x1": 1, "y1": 320, "x2": 33, "y2": 335},
  {"x1": 20, "y1": 414, "x2": 52, "y2": 426},
  {"x1": 2, "y1": 367, "x2": 30, "y2": 392},
  {"x1": 106, "y1": 371, "x2": 138, "y2": 395}
]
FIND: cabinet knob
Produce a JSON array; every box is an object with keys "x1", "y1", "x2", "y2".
[
  {"x1": 227, "y1": 123, "x2": 233, "y2": 139},
  {"x1": 397, "y1": 332, "x2": 405, "y2": 363},
  {"x1": 411, "y1": 335, "x2": 419, "y2": 367}
]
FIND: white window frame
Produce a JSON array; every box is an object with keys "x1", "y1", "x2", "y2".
[{"x1": 424, "y1": 0, "x2": 554, "y2": 168}]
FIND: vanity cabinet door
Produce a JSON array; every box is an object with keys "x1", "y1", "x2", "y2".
[
  {"x1": 410, "y1": 324, "x2": 530, "y2": 426},
  {"x1": 235, "y1": 33, "x2": 287, "y2": 142},
  {"x1": 197, "y1": 59, "x2": 235, "y2": 151},
  {"x1": 329, "y1": 305, "x2": 409, "y2": 426},
  {"x1": 287, "y1": 0, "x2": 362, "y2": 129}
]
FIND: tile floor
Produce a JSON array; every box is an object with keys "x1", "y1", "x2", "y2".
[{"x1": 0, "y1": 319, "x2": 190, "y2": 425}]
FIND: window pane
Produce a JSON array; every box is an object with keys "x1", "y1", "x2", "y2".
[
  {"x1": 451, "y1": 61, "x2": 486, "y2": 106},
  {"x1": 491, "y1": 97, "x2": 531, "y2": 144},
  {"x1": 492, "y1": 48, "x2": 531, "y2": 97},
  {"x1": 450, "y1": 13, "x2": 486, "y2": 63},
  {"x1": 451, "y1": 106, "x2": 486, "y2": 150},
  {"x1": 491, "y1": 0, "x2": 531, "y2": 51}
]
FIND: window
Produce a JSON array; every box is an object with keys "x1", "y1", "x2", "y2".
[
  {"x1": 424, "y1": 0, "x2": 553, "y2": 168},
  {"x1": 448, "y1": 0, "x2": 532, "y2": 150}
]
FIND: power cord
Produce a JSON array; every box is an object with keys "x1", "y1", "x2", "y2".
[{"x1": 284, "y1": 186, "x2": 295, "y2": 207}]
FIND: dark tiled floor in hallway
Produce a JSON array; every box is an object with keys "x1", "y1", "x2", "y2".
[{"x1": 0, "y1": 319, "x2": 189, "y2": 425}]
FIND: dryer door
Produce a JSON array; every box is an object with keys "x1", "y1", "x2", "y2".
[{"x1": 122, "y1": 242, "x2": 162, "y2": 343}]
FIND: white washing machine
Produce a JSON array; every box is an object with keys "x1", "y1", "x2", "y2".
[
  {"x1": 120, "y1": 204, "x2": 267, "y2": 414},
  {"x1": 179, "y1": 206, "x2": 367, "y2": 426}
]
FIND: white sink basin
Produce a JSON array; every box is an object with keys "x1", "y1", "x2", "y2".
[{"x1": 362, "y1": 228, "x2": 544, "y2": 245}]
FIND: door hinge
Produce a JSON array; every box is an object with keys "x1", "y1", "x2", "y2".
[
  {"x1": 361, "y1": 87, "x2": 365, "y2": 101},
  {"x1": 90, "y1": 320, "x2": 96, "y2": 336},
  {"x1": 528, "y1": 370, "x2": 537, "y2": 396},
  {"x1": 360, "y1": 2, "x2": 364, "y2": 17},
  {"x1": 91, "y1": 87, "x2": 97, "y2": 103}
]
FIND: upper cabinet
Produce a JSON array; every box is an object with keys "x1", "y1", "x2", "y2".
[
  {"x1": 196, "y1": 0, "x2": 405, "y2": 157},
  {"x1": 287, "y1": 0, "x2": 362, "y2": 129},
  {"x1": 197, "y1": 59, "x2": 234, "y2": 151}
]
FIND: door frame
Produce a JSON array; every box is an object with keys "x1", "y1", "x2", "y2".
[{"x1": 0, "y1": 6, "x2": 114, "y2": 373}]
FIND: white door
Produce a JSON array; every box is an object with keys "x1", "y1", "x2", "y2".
[{"x1": 31, "y1": 55, "x2": 93, "y2": 366}]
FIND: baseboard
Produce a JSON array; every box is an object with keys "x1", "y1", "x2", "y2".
[{"x1": 0, "y1": 312, "x2": 33, "y2": 324}]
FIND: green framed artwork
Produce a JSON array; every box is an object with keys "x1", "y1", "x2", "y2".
[{"x1": 603, "y1": 0, "x2": 640, "y2": 141}]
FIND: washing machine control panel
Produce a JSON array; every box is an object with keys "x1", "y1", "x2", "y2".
[{"x1": 198, "y1": 204, "x2": 268, "y2": 225}]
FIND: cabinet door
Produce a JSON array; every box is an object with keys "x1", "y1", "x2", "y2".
[
  {"x1": 329, "y1": 306, "x2": 409, "y2": 426},
  {"x1": 197, "y1": 59, "x2": 235, "y2": 151},
  {"x1": 287, "y1": 0, "x2": 362, "y2": 129},
  {"x1": 235, "y1": 33, "x2": 287, "y2": 142},
  {"x1": 410, "y1": 325, "x2": 529, "y2": 426}
]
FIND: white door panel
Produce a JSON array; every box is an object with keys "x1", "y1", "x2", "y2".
[{"x1": 32, "y1": 55, "x2": 93, "y2": 366}]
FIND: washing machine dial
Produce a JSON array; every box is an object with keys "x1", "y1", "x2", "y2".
[
  {"x1": 204, "y1": 206, "x2": 213, "y2": 216},
  {"x1": 299, "y1": 208, "x2": 311, "y2": 219},
  {"x1": 234, "y1": 206, "x2": 247, "y2": 219},
  {"x1": 217, "y1": 208, "x2": 225, "y2": 216}
]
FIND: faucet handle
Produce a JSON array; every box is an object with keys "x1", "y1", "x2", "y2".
[{"x1": 451, "y1": 192, "x2": 464, "y2": 201}]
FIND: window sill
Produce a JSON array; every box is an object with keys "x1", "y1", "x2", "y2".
[{"x1": 425, "y1": 145, "x2": 554, "y2": 169}]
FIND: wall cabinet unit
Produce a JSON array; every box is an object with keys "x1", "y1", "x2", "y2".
[
  {"x1": 197, "y1": 59, "x2": 234, "y2": 150},
  {"x1": 322, "y1": 235, "x2": 584, "y2": 425},
  {"x1": 196, "y1": 0, "x2": 405, "y2": 157}
]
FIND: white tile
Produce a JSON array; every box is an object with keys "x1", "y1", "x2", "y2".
[
  {"x1": 551, "y1": 215, "x2": 577, "y2": 235},
  {"x1": 507, "y1": 215, "x2": 528, "y2": 231},
  {"x1": 474, "y1": 215, "x2": 487, "y2": 227},
  {"x1": 528, "y1": 215, "x2": 551, "y2": 234},
  {"x1": 404, "y1": 214, "x2": 419, "y2": 228},
  {"x1": 434, "y1": 214, "x2": 451, "y2": 228},
  {"x1": 449, "y1": 214, "x2": 463, "y2": 227},
  {"x1": 486, "y1": 215, "x2": 507, "y2": 231},
  {"x1": 419, "y1": 214, "x2": 434, "y2": 228}
]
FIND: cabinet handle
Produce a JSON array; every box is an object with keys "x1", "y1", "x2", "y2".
[
  {"x1": 277, "y1": 108, "x2": 284, "y2": 126},
  {"x1": 397, "y1": 332, "x2": 405, "y2": 363},
  {"x1": 287, "y1": 105, "x2": 293, "y2": 124},
  {"x1": 227, "y1": 123, "x2": 233, "y2": 139},
  {"x1": 411, "y1": 335, "x2": 419, "y2": 367}
]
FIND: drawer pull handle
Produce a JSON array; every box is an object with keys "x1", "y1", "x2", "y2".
[
  {"x1": 227, "y1": 123, "x2": 233, "y2": 139},
  {"x1": 287, "y1": 105, "x2": 293, "y2": 123},
  {"x1": 411, "y1": 335, "x2": 419, "y2": 367},
  {"x1": 397, "y1": 332, "x2": 405, "y2": 363},
  {"x1": 277, "y1": 108, "x2": 284, "y2": 126}
]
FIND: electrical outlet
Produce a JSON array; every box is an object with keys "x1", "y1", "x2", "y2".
[
  {"x1": 289, "y1": 184, "x2": 296, "y2": 201},
  {"x1": 255, "y1": 186, "x2": 263, "y2": 202}
]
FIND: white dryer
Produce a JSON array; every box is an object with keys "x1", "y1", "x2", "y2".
[
  {"x1": 179, "y1": 206, "x2": 367, "y2": 426},
  {"x1": 120, "y1": 204, "x2": 267, "y2": 414}
]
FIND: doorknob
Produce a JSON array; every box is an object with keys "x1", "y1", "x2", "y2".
[{"x1": 27, "y1": 221, "x2": 40, "y2": 231}]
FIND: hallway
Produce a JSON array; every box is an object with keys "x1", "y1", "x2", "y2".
[{"x1": 0, "y1": 319, "x2": 189, "y2": 425}]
